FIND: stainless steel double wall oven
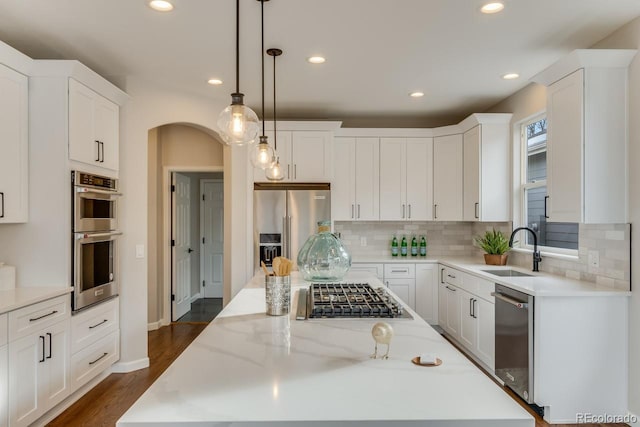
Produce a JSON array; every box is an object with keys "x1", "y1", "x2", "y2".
[{"x1": 72, "y1": 171, "x2": 121, "y2": 312}]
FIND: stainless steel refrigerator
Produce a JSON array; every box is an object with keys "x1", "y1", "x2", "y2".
[{"x1": 254, "y1": 183, "x2": 331, "y2": 270}]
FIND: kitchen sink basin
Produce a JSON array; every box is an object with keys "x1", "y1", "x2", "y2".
[{"x1": 482, "y1": 269, "x2": 533, "y2": 278}]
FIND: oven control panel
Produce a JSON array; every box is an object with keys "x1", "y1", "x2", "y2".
[{"x1": 73, "y1": 171, "x2": 117, "y2": 191}]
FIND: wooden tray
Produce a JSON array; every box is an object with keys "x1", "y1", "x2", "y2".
[{"x1": 411, "y1": 356, "x2": 442, "y2": 367}]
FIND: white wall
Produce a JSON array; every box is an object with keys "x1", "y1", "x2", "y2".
[
  {"x1": 114, "y1": 77, "x2": 251, "y2": 371},
  {"x1": 590, "y1": 16, "x2": 640, "y2": 419}
]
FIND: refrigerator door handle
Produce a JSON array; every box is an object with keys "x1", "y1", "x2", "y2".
[
  {"x1": 287, "y1": 216, "x2": 292, "y2": 259},
  {"x1": 282, "y1": 217, "x2": 288, "y2": 260}
]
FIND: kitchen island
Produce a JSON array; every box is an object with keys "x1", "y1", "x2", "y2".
[{"x1": 117, "y1": 272, "x2": 533, "y2": 426}]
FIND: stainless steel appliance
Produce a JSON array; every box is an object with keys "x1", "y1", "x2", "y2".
[
  {"x1": 73, "y1": 171, "x2": 120, "y2": 232},
  {"x1": 259, "y1": 233, "x2": 282, "y2": 267},
  {"x1": 253, "y1": 183, "x2": 331, "y2": 268},
  {"x1": 296, "y1": 283, "x2": 412, "y2": 320},
  {"x1": 72, "y1": 171, "x2": 121, "y2": 312},
  {"x1": 493, "y1": 284, "x2": 535, "y2": 403}
]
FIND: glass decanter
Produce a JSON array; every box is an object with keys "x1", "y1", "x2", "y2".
[{"x1": 297, "y1": 221, "x2": 351, "y2": 281}]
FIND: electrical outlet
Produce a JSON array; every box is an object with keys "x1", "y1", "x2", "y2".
[
  {"x1": 588, "y1": 250, "x2": 599, "y2": 268},
  {"x1": 360, "y1": 237, "x2": 367, "y2": 247}
]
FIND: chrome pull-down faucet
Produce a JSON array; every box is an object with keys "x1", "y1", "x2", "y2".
[{"x1": 509, "y1": 227, "x2": 541, "y2": 272}]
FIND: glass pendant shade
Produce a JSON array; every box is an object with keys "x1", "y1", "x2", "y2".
[
  {"x1": 250, "y1": 136, "x2": 275, "y2": 169},
  {"x1": 217, "y1": 93, "x2": 260, "y2": 146},
  {"x1": 265, "y1": 157, "x2": 285, "y2": 181}
]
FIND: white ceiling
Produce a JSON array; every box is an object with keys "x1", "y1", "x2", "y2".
[{"x1": 0, "y1": 0, "x2": 639, "y2": 127}]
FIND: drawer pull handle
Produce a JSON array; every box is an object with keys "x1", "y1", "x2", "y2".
[
  {"x1": 447, "y1": 274, "x2": 456, "y2": 279},
  {"x1": 445, "y1": 285, "x2": 457, "y2": 292},
  {"x1": 29, "y1": 310, "x2": 58, "y2": 322},
  {"x1": 391, "y1": 269, "x2": 408, "y2": 273},
  {"x1": 89, "y1": 352, "x2": 109, "y2": 365},
  {"x1": 89, "y1": 319, "x2": 108, "y2": 329}
]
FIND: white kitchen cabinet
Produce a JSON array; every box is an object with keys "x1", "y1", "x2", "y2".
[
  {"x1": 415, "y1": 264, "x2": 438, "y2": 325},
  {"x1": 254, "y1": 130, "x2": 332, "y2": 182},
  {"x1": 0, "y1": 63, "x2": 28, "y2": 223},
  {"x1": 441, "y1": 282, "x2": 460, "y2": 337},
  {"x1": 383, "y1": 264, "x2": 415, "y2": 310},
  {"x1": 433, "y1": 134, "x2": 463, "y2": 221},
  {"x1": 8, "y1": 319, "x2": 70, "y2": 427},
  {"x1": 379, "y1": 138, "x2": 433, "y2": 221},
  {"x1": 8, "y1": 296, "x2": 71, "y2": 427},
  {"x1": 0, "y1": 313, "x2": 6, "y2": 427},
  {"x1": 533, "y1": 49, "x2": 635, "y2": 223},
  {"x1": 458, "y1": 288, "x2": 476, "y2": 351},
  {"x1": 462, "y1": 121, "x2": 510, "y2": 222},
  {"x1": 349, "y1": 263, "x2": 383, "y2": 280},
  {"x1": 69, "y1": 78, "x2": 119, "y2": 171},
  {"x1": 475, "y1": 297, "x2": 495, "y2": 369},
  {"x1": 332, "y1": 137, "x2": 379, "y2": 220}
]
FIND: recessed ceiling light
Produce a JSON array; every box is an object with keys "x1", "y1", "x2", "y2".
[
  {"x1": 207, "y1": 78, "x2": 223, "y2": 85},
  {"x1": 307, "y1": 56, "x2": 326, "y2": 64},
  {"x1": 502, "y1": 73, "x2": 520, "y2": 80},
  {"x1": 149, "y1": 0, "x2": 174, "y2": 12},
  {"x1": 409, "y1": 92, "x2": 424, "y2": 98},
  {"x1": 480, "y1": 2, "x2": 504, "y2": 13}
]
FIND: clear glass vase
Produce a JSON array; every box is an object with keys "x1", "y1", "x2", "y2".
[{"x1": 297, "y1": 221, "x2": 351, "y2": 281}]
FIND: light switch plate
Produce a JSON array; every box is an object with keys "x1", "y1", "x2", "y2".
[{"x1": 136, "y1": 244, "x2": 145, "y2": 259}]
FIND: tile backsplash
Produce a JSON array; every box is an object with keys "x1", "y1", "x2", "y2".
[{"x1": 334, "y1": 221, "x2": 631, "y2": 291}]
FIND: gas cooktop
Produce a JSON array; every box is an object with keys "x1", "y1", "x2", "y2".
[{"x1": 296, "y1": 282, "x2": 412, "y2": 320}]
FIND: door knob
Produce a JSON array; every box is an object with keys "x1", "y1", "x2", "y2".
[{"x1": 188, "y1": 248, "x2": 194, "y2": 253}]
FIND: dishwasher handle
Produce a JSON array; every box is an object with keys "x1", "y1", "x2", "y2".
[{"x1": 491, "y1": 292, "x2": 529, "y2": 309}]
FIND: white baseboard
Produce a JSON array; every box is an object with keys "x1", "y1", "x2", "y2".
[
  {"x1": 112, "y1": 357, "x2": 150, "y2": 373},
  {"x1": 147, "y1": 320, "x2": 161, "y2": 331},
  {"x1": 190, "y1": 292, "x2": 201, "y2": 303}
]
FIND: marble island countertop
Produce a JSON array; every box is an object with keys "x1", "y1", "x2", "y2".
[
  {"x1": 118, "y1": 272, "x2": 533, "y2": 427},
  {"x1": 353, "y1": 256, "x2": 630, "y2": 297}
]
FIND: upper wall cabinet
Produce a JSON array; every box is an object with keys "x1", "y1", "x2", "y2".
[
  {"x1": 533, "y1": 49, "x2": 636, "y2": 223},
  {"x1": 69, "y1": 79, "x2": 119, "y2": 172},
  {"x1": 462, "y1": 115, "x2": 512, "y2": 222},
  {"x1": 0, "y1": 64, "x2": 28, "y2": 223},
  {"x1": 254, "y1": 123, "x2": 340, "y2": 183},
  {"x1": 333, "y1": 137, "x2": 379, "y2": 221},
  {"x1": 379, "y1": 138, "x2": 433, "y2": 221},
  {"x1": 433, "y1": 134, "x2": 463, "y2": 221}
]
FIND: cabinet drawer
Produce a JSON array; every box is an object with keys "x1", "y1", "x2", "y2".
[
  {"x1": 474, "y1": 277, "x2": 495, "y2": 303},
  {"x1": 350, "y1": 263, "x2": 384, "y2": 280},
  {"x1": 0, "y1": 314, "x2": 6, "y2": 346},
  {"x1": 443, "y1": 267, "x2": 462, "y2": 287},
  {"x1": 384, "y1": 264, "x2": 415, "y2": 279},
  {"x1": 71, "y1": 330, "x2": 119, "y2": 390},
  {"x1": 71, "y1": 298, "x2": 119, "y2": 354},
  {"x1": 8, "y1": 295, "x2": 70, "y2": 342}
]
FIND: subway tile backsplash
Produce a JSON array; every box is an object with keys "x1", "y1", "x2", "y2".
[{"x1": 334, "y1": 221, "x2": 631, "y2": 291}]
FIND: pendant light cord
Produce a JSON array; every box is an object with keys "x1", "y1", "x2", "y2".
[
  {"x1": 235, "y1": 0, "x2": 240, "y2": 94},
  {"x1": 273, "y1": 51, "x2": 277, "y2": 151},
  {"x1": 261, "y1": 0, "x2": 265, "y2": 137}
]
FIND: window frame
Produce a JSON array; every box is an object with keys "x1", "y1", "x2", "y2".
[{"x1": 516, "y1": 113, "x2": 579, "y2": 257}]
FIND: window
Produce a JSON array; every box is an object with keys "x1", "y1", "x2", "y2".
[{"x1": 520, "y1": 116, "x2": 578, "y2": 251}]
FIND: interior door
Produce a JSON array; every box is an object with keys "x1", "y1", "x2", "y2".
[
  {"x1": 172, "y1": 173, "x2": 192, "y2": 321},
  {"x1": 201, "y1": 180, "x2": 224, "y2": 298}
]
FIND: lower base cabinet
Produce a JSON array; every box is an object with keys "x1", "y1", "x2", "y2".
[
  {"x1": 0, "y1": 344, "x2": 7, "y2": 427},
  {"x1": 385, "y1": 279, "x2": 416, "y2": 310},
  {"x1": 438, "y1": 264, "x2": 495, "y2": 371},
  {"x1": 415, "y1": 264, "x2": 438, "y2": 324},
  {"x1": 8, "y1": 319, "x2": 70, "y2": 427}
]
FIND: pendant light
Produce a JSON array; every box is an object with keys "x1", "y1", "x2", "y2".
[
  {"x1": 265, "y1": 48, "x2": 285, "y2": 181},
  {"x1": 217, "y1": 0, "x2": 260, "y2": 146},
  {"x1": 250, "y1": 0, "x2": 275, "y2": 169}
]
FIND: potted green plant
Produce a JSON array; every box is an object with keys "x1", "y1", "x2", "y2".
[{"x1": 475, "y1": 229, "x2": 511, "y2": 265}]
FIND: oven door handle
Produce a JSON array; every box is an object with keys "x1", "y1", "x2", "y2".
[
  {"x1": 75, "y1": 231, "x2": 123, "y2": 240},
  {"x1": 76, "y1": 187, "x2": 122, "y2": 197},
  {"x1": 491, "y1": 292, "x2": 528, "y2": 309}
]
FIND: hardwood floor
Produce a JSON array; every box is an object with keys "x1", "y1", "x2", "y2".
[
  {"x1": 48, "y1": 323, "x2": 627, "y2": 427},
  {"x1": 47, "y1": 322, "x2": 207, "y2": 427}
]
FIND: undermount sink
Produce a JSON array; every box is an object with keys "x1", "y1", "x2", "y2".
[{"x1": 482, "y1": 269, "x2": 533, "y2": 278}]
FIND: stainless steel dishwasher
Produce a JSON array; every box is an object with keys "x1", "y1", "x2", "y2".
[{"x1": 492, "y1": 284, "x2": 534, "y2": 403}]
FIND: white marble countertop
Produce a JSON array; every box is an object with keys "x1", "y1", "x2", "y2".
[
  {"x1": 118, "y1": 272, "x2": 533, "y2": 427},
  {"x1": 353, "y1": 256, "x2": 630, "y2": 297},
  {"x1": 0, "y1": 286, "x2": 72, "y2": 315}
]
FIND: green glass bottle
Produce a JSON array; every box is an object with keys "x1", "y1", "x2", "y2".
[
  {"x1": 400, "y1": 236, "x2": 408, "y2": 256},
  {"x1": 411, "y1": 236, "x2": 418, "y2": 256},
  {"x1": 391, "y1": 236, "x2": 398, "y2": 257},
  {"x1": 420, "y1": 236, "x2": 427, "y2": 256}
]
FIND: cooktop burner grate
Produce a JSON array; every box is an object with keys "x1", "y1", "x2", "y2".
[{"x1": 305, "y1": 282, "x2": 411, "y2": 319}]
